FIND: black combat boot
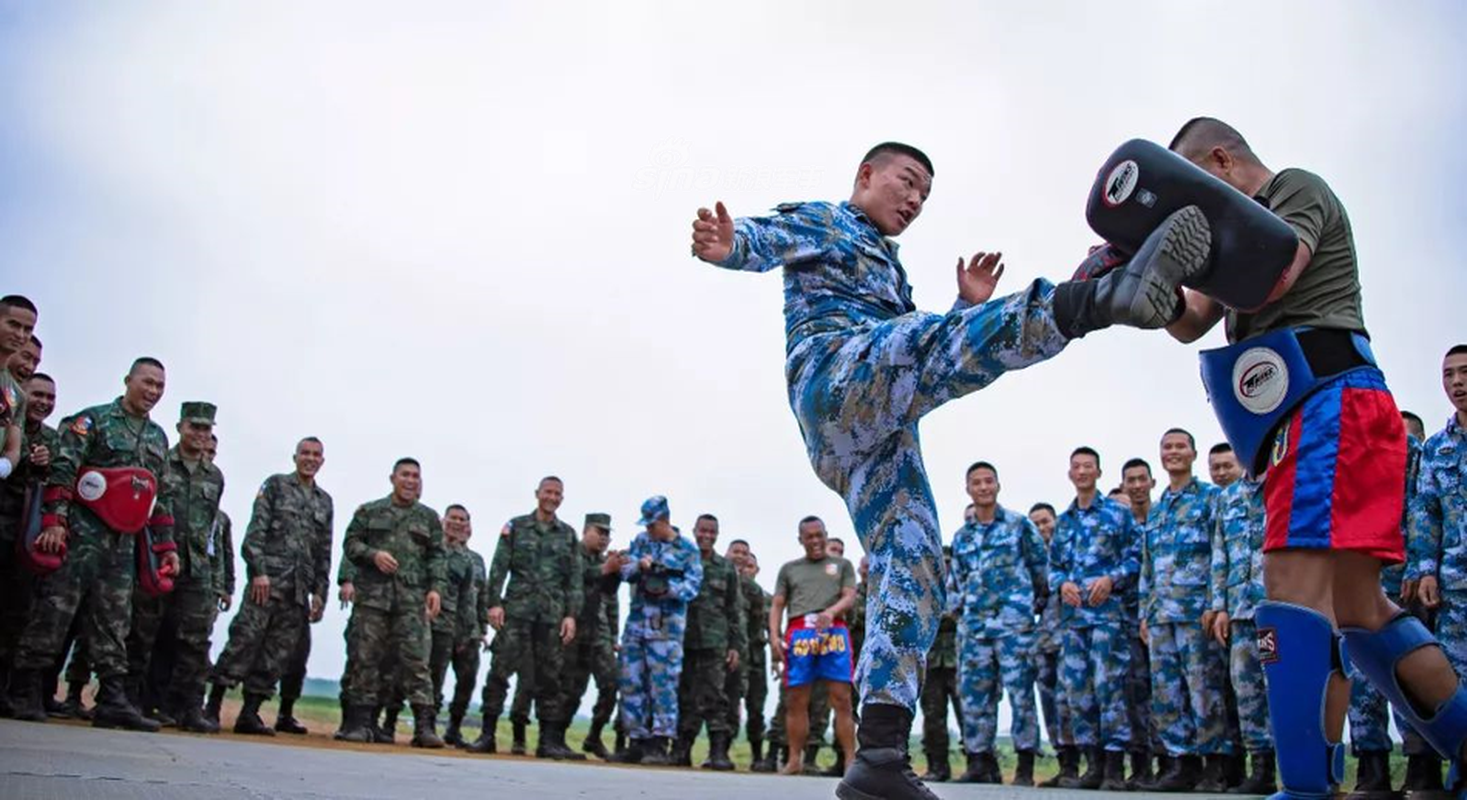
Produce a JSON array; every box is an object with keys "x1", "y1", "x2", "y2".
[
  {"x1": 1227, "y1": 751, "x2": 1247, "y2": 790},
  {"x1": 640, "y1": 736, "x2": 673, "y2": 767},
  {"x1": 981, "y1": 751, "x2": 1003, "y2": 784},
  {"x1": 537, "y1": 722, "x2": 586, "y2": 761},
  {"x1": 336, "y1": 705, "x2": 375, "y2": 743},
  {"x1": 233, "y1": 692, "x2": 276, "y2": 736},
  {"x1": 5, "y1": 669, "x2": 47, "y2": 722},
  {"x1": 1195, "y1": 753, "x2": 1232, "y2": 793},
  {"x1": 410, "y1": 705, "x2": 445, "y2": 749},
  {"x1": 442, "y1": 711, "x2": 464, "y2": 747},
  {"x1": 92, "y1": 675, "x2": 161, "y2": 732},
  {"x1": 951, "y1": 751, "x2": 983, "y2": 783},
  {"x1": 465, "y1": 718, "x2": 498, "y2": 754},
  {"x1": 203, "y1": 683, "x2": 226, "y2": 728},
  {"x1": 582, "y1": 718, "x2": 609, "y2": 759},
  {"x1": 606, "y1": 738, "x2": 645, "y2": 764},
  {"x1": 56, "y1": 680, "x2": 91, "y2": 720},
  {"x1": 1129, "y1": 749, "x2": 1155, "y2": 790},
  {"x1": 1041, "y1": 745, "x2": 1079, "y2": 788},
  {"x1": 275, "y1": 695, "x2": 307, "y2": 734},
  {"x1": 1402, "y1": 752, "x2": 1446, "y2": 796},
  {"x1": 704, "y1": 732, "x2": 736, "y2": 771},
  {"x1": 1100, "y1": 749, "x2": 1129, "y2": 791},
  {"x1": 835, "y1": 704, "x2": 940, "y2": 800},
  {"x1": 750, "y1": 743, "x2": 780, "y2": 773},
  {"x1": 1230, "y1": 749, "x2": 1277, "y2": 795},
  {"x1": 177, "y1": 690, "x2": 220, "y2": 734},
  {"x1": 510, "y1": 719, "x2": 527, "y2": 755},
  {"x1": 376, "y1": 705, "x2": 398, "y2": 744},
  {"x1": 1151, "y1": 753, "x2": 1202, "y2": 792},
  {"x1": 1065, "y1": 747, "x2": 1105, "y2": 790},
  {"x1": 1347, "y1": 750, "x2": 1396, "y2": 800},
  {"x1": 1013, "y1": 749, "x2": 1036, "y2": 787},
  {"x1": 670, "y1": 733, "x2": 693, "y2": 767},
  {"x1": 748, "y1": 736, "x2": 764, "y2": 766}
]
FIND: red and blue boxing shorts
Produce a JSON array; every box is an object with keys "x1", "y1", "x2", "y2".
[
  {"x1": 1263, "y1": 367, "x2": 1406, "y2": 563},
  {"x1": 783, "y1": 615, "x2": 854, "y2": 688}
]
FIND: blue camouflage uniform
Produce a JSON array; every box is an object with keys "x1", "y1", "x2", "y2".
[
  {"x1": 618, "y1": 529, "x2": 703, "y2": 740},
  {"x1": 1035, "y1": 584, "x2": 1072, "y2": 751},
  {"x1": 703, "y1": 201, "x2": 1070, "y2": 711},
  {"x1": 1142, "y1": 477, "x2": 1230, "y2": 757},
  {"x1": 1049, "y1": 495, "x2": 1140, "y2": 751},
  {"x1": 1209, "y1": 477, "x2": 1272, "y2": 753},
  {"x1": 949, "y1": 506, "x2": 1047, "y2": 755},
  {"x1": 1124, "y1": 510, "x2": 1157, "y2": 758}
]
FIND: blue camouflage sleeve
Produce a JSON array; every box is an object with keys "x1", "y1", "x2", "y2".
[
  {"x1": 670, "y1": 542, "x2": 703, "y2": 603},
  {"x1": 711, "y1": 203, "x2": 835, "y2": 273},
  {"x1": 1115, "y1": 511, "x2": 1142, "y2": 591},
  {"x1": 1048, "y1": 518, "x2": 1071, "y2": 593},
  {"x1": 1407, "y1": 449, "x2": 1443, "y2": 581}
]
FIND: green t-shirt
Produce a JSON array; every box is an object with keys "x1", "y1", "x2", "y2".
[
  {"x1": 1227, "y1": 168, "x2": 1364, "y2": 343},
  {"x1": 774, "y1": 555, "x2": 856, "y2": 619}
]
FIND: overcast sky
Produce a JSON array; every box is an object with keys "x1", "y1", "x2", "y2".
[{"x1": 4, "y1": 2, "x2": 1465, "y2": 722}]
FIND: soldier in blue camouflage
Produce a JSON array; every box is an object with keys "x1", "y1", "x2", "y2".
[
  {"x1": 1048, "y1": 447, "x2": 1140, "y2": 790},
  {"x1": 1120, "y1": 457, "x2": 1160, "y2": 787},
  {"x1": 691, "y1": 143, "x2": 1209, "y2": 800},
  {"x1": 608, "y1": 496, "x2": 703, "y2": 766},
  {"x1": 1203, "y1": 442, "x2": 1247, "y2": 790},
  {"x1": 948, "y1": 462, "x2": 1047, "y2": 786},
  {"x1": 1208, "y1": 463, "x2": 1276, "y2": 794},
  {"x1": 1406, "y1": 346, "x2": 1467, "y2": 793},
  {"x1": 1029, "y1": 502, "x2": 1078, "y2": 787},
  {"x1": 433, "y1": 504, "x2": 488, "y2": 747}
]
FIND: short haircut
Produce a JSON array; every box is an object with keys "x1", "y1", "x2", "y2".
[
  {"x1": 392, "y1": 457, "x2": 421, "y2": 473},
  {"x1": 1447, "y1": 344, "x2": 1467, "y2": 359},
  {"x1": 728, "y1": 539, "x2": 750, "y2": 550},
  {"x1": 539, "y1": 475, "x2": 563, "y2": 487},
  {"x1": 828, "y1": 537, "x2": 845, "y2": 547},
  {"x1": 1208, "y1": 442, "x2": 1234, "y2": 457},
  {"x1": 130, "y1": 356, "x2": 165, "y2": 374},
  {"x1": 28, "y1": 335, "x2": 41, "y2": 349},
  {"x1": 1121, "y1": 457, "x2": 1152, "y2": 476},
  {"x1": 966, "y1": 460, "x2": 999, "y2": 480},
  {"x1": 445, "y1": 504, "x2": 470, "y2": 518},
  {"x1": 1108, "y1": 487, "x2": 1126, "y2": 496},
  {"x1": 861, "y1": 142, "x2": 934, "y2": 177},
  {"x1": 798, "y1": 515, "x2": 825, "y2": 531},
  {"x1": 27, "y1": 372, "x2": 54, "y2": 385},
  {"x1": 1401, "y1": 411, "x2": 1424, "y2": 428},
  {"x1": 1070, "y1": 446, "x2": 1100, "y2": 466},
  {"x1": 0, "y1": 295, "x2": 37, "y2": 316},
  {"x1": 1029, "y1": 502, "x2": 1056, "y2": 517},
  {"x1": 695, "y1": 513, "x2": 719, "y2": 526},
  {"x1": 296, "y1": 436, "x2": 323, "y2": 451},
  {"x1": 1168, "y1": 117, "x2": 1257, "y2": 163},
  {"x1": 1162, "y1": 427, "x2": 1196, "y2": 450}
]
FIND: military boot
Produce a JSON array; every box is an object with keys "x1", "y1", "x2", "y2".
[
  {"x1": 670, "y1": 733, "x2": 693, "y2": 767},
  {"x1": 203, "y1": 683, "x2": 226, "y2": 729},
  {"x1": 1100, "y1": 749, "x2": 1129, "y2": 791},
  {"x1": 1227, "y1": 751, "x2": 1247, "y2": 790},
  {"x1": 748, "y1": 736, "x2": 764, "y2": 766},
  {"x1": 582, "y1": 719, "x2": 609, "y2": 759},
  {"x1": 56, "y1": 681, "x2": 91, "y2": 721},
  {"x1": 704, "y1": 732, "x2": 736, "y2": 771},
  {"x1": 510, "y1": 719, "x2": 527, "y2": 755},
  {"x1": 275, "y1": 695, "x2": 308, "y2": 734},
  {"x1": 375, "y1": 705, "x2": 398, "y2": 744},
  {"x1": 751, "y1": 743, "x2": 781, "y2": 773},
  {"x1": 233, "y1": 692, "x2": 276, "y2": 736},
  {"x1": 1013, "y1": 749, "x2": 1036, "y2": 787},
  {"x1": 1347, "y1": 750, "x2": 1396, "y2": 800},
  {"x1": 537, "y1": 722, "x2": 586, "y2": 761},
  {"x1": 606, "y1": 738, "x2": 644, "y2": 764},
  {"x1": 1403, "y1": 752, "x2": 1446, "y2": 797},
  {"x1": 1040, "y1": 745, "x2": 1079, "y2": 788},
  {"x1": 1063, "y1": 747, "x2": 1105, "y2": 790},
  {"x1": 177, "y1": 690, "x2": 220, "y2": 734},
  {"x1": 5, "y1": 669, "x2": 47, "y2": 722},
  {"x1": 410, "y1": 705, "x2": 445, "y2": 749},
  {"x1": 91, "y1": 676, "x2": 160, "y2": 732},
  {"x1": 923, "y1": 750, "x2": 955, "y2": 782},
  {"x1": 1230, "y1": 749, "x2": 1277, "y2": 795},
  {"x1": 640, "y1": 736, "x2": 674, "y2": 767},
  {"x1": 1128, "y1": 749, "x2": 1155, "y2": 790},
  {"x1": 835, "y1": 705, "x2": 940, "y2": 800},
  {"x1": 1195, "y1": 753, "x2": 1232, "y2": 793},
  {"x1": 465, "y1": 718, "x2": 498, "y2": 754},
  {"x1": 442, "y1": 711, "x2": 465, "y2": 747},
  {"x1": 1151, "y1": 753, "x2": 1202, "y2": 792},
  {"x1": 336, "y1": 705, "x2": 376, "y2": 743}
]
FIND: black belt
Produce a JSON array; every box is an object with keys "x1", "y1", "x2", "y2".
[{"x1": 1297, "y1": 328, "x2": 1371, "y2": 379}]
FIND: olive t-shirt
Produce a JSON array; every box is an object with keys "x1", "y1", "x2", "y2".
[
  {"x1": 1226, "y1": 168, "x2": 1365, "y2": 343},
  {"x1": 774, "y1": 555, "x2": 857, "y2": 619}
]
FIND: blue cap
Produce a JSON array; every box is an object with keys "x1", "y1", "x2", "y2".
[{"x1": 637, "y1": 495, "x2": 669, "y2": 527}]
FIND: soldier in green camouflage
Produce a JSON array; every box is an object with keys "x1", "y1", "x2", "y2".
[
  {"x1": 673, "y1": 514, "x2": 748, "y2": 770},
  {"x1": 0, "y1": 296, "x2": 38, "y2": 717},
  {"x1": 6, "y1": 357, "x2": 179, "y2": 732},
  {"x1": 433, "y1": 504, "x2": 488, "y2": 746},
  {"x1": 125, "y1": 401, "x2": 226, "y2": 733},
  {"x1": 560, "y1": 512, "x2": 624, "y2": 759},
  {"x1": 1, "y1": 369, "x2": 54, "y2": 710},
  {"x1": 726, "y1": 540, "x2": 768, "y2": 766},
  {"x1": 206, "y1": 436, "x2": 332, "y2": 736},
  {"x1": 467, "y1": 476, "x2": 584, "y2": 760},
  {"x1": 335, "y1": 457, "x2": 446, "y2": 748},
  {"x1": 919, "y1": 549, "x2": 961, "y2": 783}
]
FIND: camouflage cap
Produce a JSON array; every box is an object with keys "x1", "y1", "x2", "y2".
[
  {"x1": 180, "y1": 401, "x2": 217, "y2": 426},
  {"x1": 585, "y1": 512, "x2": 612, "y2": 531},
  {"x1": 637, "y1": 495, "x2": 669, "y2": 527}
]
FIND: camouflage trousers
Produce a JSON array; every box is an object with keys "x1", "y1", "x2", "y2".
[
  {"x1": 730, "y1": 650, "x2": 768, "y2": 744},
  {"x1": 677, "y1": 648, "x2": 735, "y2": 738},
  {"x1": 1148, "y1": 621, "x2": 1231, "y2": 756},
  {"x1": 1127, "y1": 625, "x2": 1157, "y2": 754},
  {"x1": 618, "y1": 633, "x2": 683, "y2": 739},
  {"x1": 769, "y1": 677, "x2": 831, "y2": 747},
  {"x1": 786, "y1": 280, "x2": 1069, "y2": 710},
  {"x1": 15, "y1": 520, "x2": 136, "y2": 679},
  {"x1": 560, "y1": 637, "x2": 616, "y2": 727},
  {"x1": 62, "y1": 619, "x2": 92, "y2": 685},
  {"x1": 920, "y1": 665, "x2": 960, "y2": 757},
  {"x1": 0, "y1": 528, "x2": 35, "y2": 676},
  {"x1": 429, "y1": 630, "x2": 480, "y2": 715},
  {"x1": 128, "y1": 579, "x2": 218, "y2": 702},
  {"x1": 212, "y1": 590, "x2": 310, "y2": 697},
  {"x1": 1228, "y1": 619, "x2": 1274, "y2": 752},
  {"x1": 482, "y1": 618, "x2": 568, "y2": 724},
  {"x1": 343, "y1": 601, "x2": 433, "y2": 707},
  {"x1": 1034, "y1": 646, "x2": 1072, "y2": 749},
  {"x1": 958, "y1": 631, "x2": 1039, "y2": 753},
  {"x1": 277, "y1": 619, "x2": 311, "y2": 702},
  {"x1": 1061, "y1": 624, "x2": 1131, "y2": 750}
]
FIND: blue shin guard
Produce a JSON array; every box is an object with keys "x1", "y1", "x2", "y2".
[
  {"x1": 1341, "y1": 613, "x2": 1467, "y2": 790},
  {"x1": 1254, "y1": 601, "x2": 1346, "y2": 799}
]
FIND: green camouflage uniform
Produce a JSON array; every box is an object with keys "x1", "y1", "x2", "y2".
[
  {"x1": 0, "y1": 419, "x2": 57, "y2": 681},
  {"x1": 920, "y1": 610, "x2": 961, "y2": 759},
  {"x1": 341, "y1": 495, "x2": 444, "y2": 707},
  {"x1": 677, "y1": 550, "x2": 748, "y2": 740},
  {"x1": 213, "y1": 472, "x2": 333, "y2": 698},
  {"x1": 560, "y1": 545, "x2": 621, "y2": 731},
  {"x1": 729, "y1": 574, "x2": 768, "y2": 744},
  {"x1": 430, "y1": 542, "x2": 487, "y2": 711},
  {"x1": 479, "y1": 513, "x2": 583, "y2": 725}
]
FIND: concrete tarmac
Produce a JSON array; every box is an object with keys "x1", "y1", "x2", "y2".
[{"x1": 0, "y1": 720, "x2": 1242, "y2": 799}]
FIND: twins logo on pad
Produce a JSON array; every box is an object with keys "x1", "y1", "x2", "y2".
[{"x1": 1256, "y1": 626, "x2": 1279, "y2": 665}]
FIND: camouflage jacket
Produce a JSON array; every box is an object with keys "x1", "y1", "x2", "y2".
[
  {"x1": 44, "y1": 398, "x2": 174, "y2": 543},
  {"x1": 342, "y1": 495, "x2": 445, "y2": 611},
  {"x1": 0, "y1": 369, "x2": 25, "y2": 450},
  {"x1": 162, "y1": 446, "x2": 226, "y2": 587},
  {"x1": 436, "y1": 543, "x2": 486, "y2": 638},
  {"x1": 1409, "y1": 417, "x2": 1467, "y2": 588},
  {"x1": 1035, "y1": 589, "x2": 1065, "y2": 654},
  {"x1": 1048, "y1": 495, "x2": 1140, "y2": 629},
  {"x1": 0, "y1": 421, "x2": 58, "y2": 534},
  {"x1": 1141, "y1": 478, "x2": 1220, "y2": 625},
  {"x1": 738, "y1": 574, "x2": 767, "y2": 665},
  {"x1": 849, "y1": 580, "x2": 867, "y2": 658},
  {"x1": 211, "y1": 510, "x2": 236, "y2": 598},
  {"x1": 927, "y1": 610, "x2": 959, "y2": 670},
  {"x1": 243, "y1": 472, "x2": 334, "y2": 606},
  {"x1": 1209, "y1": 478, "x2": 1267, "y2": 621},
  {"x1": 684, "y1": 550, "x2": 747, "y2": 653},
  {"x1": 1379, "y1": 435, "x2": 1421, "y2": 594},
  {"x1": 949, "y1": 505, "x2": 1048, "y2": 638},
  {"x1": 619, "y1": 530, "x2": 703, "y2": 641},
  {"x1": 576, "y1": 547, "x2": 621, "y2": 649},
  {"x1": 487, "y1": 513, "x2": 583, "y2": 624}
]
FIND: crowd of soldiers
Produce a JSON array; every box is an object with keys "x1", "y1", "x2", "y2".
[{"x1": 2, "y1": 292, "x2": 1465, "y2": 795}]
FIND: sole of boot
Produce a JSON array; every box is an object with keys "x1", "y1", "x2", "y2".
[
  {"x1": 1121, "y1": 205, "x2": 1212, "y2": 327},
  {"x1": 94, "y1": 716, "x2": 160, "y2": 732}
]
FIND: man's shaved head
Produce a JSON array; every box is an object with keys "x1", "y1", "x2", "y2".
[{"x1": 1168, "y1": 117, "x2": 1258, "y2": 164}]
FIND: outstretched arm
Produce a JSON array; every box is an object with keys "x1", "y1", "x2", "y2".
[{"x1": 690, "y1": 201, "x2": 831, "y2": 273}]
